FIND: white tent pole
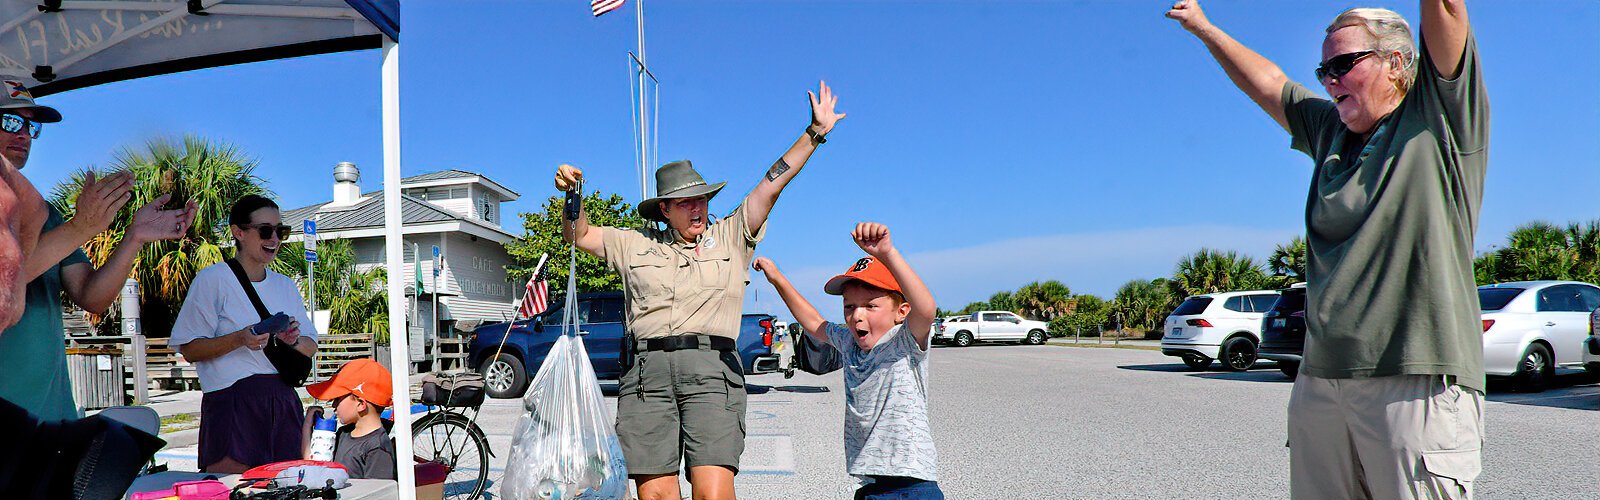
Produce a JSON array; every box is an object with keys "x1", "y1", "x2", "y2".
[{"x1": 380, "y1": 35, "x2": 417, "y2": 500}]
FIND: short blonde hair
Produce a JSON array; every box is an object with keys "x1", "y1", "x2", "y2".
[{"x1": 1327, "y1": 8, "x2": 1418, "y2": 96}]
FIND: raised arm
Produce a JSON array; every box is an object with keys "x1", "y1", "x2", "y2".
[
  {"x1": 1167, "y1": 0, "x2": 1291, "y2": 132},
  {"x1": 61, "y1": 194, "x2": 196, "y2": 314},
  {"x1": 24, "y1": 171, "x2": 131, "y2": 282},
  {"x1": 553, "y1": 164, "x2": 606, "y2": 259},
  {"x1": 743, "y1": 81, "x2": 846, "y2": 235},
  {"x1": 1421, "y1": 0, "x2": 1470, "y2": 79},
  {"x1": 852, "y1": 223, "x2": 935, "y2": 349},
  {"x1": 752, "y1": 257, "x2": 829, "y2": 345}
]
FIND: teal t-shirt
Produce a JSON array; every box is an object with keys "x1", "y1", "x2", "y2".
[
  {"x1": 0, "y1": 205, "x2": 91, "y2": 421},
  {"x1": 1282, "y1": 35, "x2": 1489, "y2": 392}
]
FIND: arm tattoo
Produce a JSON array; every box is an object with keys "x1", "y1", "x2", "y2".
[{"x1": 765, "y1": 159, "x2": 792, "y2": 182}]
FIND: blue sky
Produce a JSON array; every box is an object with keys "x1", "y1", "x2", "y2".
[{"x1": 20, "y1": 1, "x2": 1600, "y2": 319}]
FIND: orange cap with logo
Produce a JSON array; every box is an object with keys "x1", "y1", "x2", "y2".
[
  {"x1": 306, "y1": 358, "x2": 393, "y2": 407},
  {"x1": 823, "y1": 256, "x2": 902, "y2": 295}
]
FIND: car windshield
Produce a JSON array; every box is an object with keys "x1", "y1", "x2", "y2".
[
  {"x1": 1478, "y1": 288, "x2": 1523, "y2": 311},
  {"x1": 1272, "y1": 289, "x2": 1305, "y2": 312},
  {"x1": 1171, "y1": 297, "x2": 1213, "y2": 316}
]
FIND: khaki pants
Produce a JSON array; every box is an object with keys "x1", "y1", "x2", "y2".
[{"x1": 1288, "y1": 374, "x2": 1484, "y2": 500}]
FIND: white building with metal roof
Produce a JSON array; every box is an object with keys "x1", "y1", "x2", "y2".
[{"x1": 282, "y1": 163, "x2": 521, "y2": 363}]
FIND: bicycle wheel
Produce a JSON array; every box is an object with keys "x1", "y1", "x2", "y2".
[{"x1": 413, "y1": 411, "x2": 491, "y2": 500}]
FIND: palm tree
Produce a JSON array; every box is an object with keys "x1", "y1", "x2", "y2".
[
  {"x1": 297, "y1": 238, "x2": 389, "y2": 339},
  {"x1": 986, "y1": 291, "x2": 1017, "y2": 314},
  {"x1": 1268, "y1": 236, "x2": 1307, "y2": 285},
  {"x1": 1013, "y1": 280, "x2": 1074, "y2": 321},
  {"x1": 1111, "y1": 279, "x2": 1172, "y2": 335},
  {"x1": 1169, "y1": 248, "x2": 1269, "y2": 300},
  {"x1": 49, "y1": 135, "x2": 269, "y2": 336},
  {"x1": 1057, "y1": 293, "x2": 1109, "y2": 337}
]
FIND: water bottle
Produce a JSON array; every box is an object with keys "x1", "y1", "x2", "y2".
[{"x1": 309, "y1": 416, "x2": 338, "y2": 461}]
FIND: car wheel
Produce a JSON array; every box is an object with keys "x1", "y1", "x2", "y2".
[
  {"x1": 1025, "y1": 330, "x2": 1046, "y2": 345},
  {"x1": 954, "y1": 331, "x2": 974, "y2": 347},
  {"x1": 1221, "y1": 337, "x2": 1258, "y2": 372},
  {"x1": 1277, "y1": 361, "x2": 1300, "y2": 380},
  {"x1": 1586, "y1": 362, "x2": 1600, "y2": 378},
  {"x1": 1181, "y1": 353, "x2": 1211, "y2": 370},
  {"x1": 1513, "y1": 343, "x2": 1553, "y2": 393},
  {"x1": 482, "y1": 353, "x2": 528, "y2": 399}
]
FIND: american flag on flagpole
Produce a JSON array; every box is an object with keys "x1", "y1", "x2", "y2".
[
  {"x1": 518, "y1": 254, "x2": 551, "y2": 320},
  {"x1": 591, "y1": 0, "x2": 624, "y2": 17}
]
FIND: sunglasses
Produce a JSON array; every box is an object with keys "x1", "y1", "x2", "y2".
[
  {"x1": 1314, "y1": 50, "x2": 1378, "y2": 83},
  {"x1": 238, "y1": 223, "x2": 292, "y2": 240},
  {"x1": 0, "y1": 113, "x2": 42, "y2": 138}
]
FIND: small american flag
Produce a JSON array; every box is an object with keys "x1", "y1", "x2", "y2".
[
  {"x1": 591, "y1": 0, "x2": 624, "y2": 17},
  {"x1": 518, "y1": 257, "x2": 550, "y2": 319}
]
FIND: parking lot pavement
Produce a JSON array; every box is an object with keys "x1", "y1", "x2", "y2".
[{"x1": 153, "y1": 344, "x2": 1599, "y2": 499}]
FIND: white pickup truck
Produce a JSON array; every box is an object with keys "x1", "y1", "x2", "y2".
[{"x1": 935, "y1": 311, "x2": 1050, "y2": 347}]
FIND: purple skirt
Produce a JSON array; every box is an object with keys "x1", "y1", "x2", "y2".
[{"x1": 198, "y1": 374, "x2": 303, "y2": 469}]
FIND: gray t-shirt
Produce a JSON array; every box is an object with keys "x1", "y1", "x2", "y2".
[
  {"x1": 1282, "y1": 35, "x2": 1488, "y2": 392},
  {"x1": 334, "y1": 423, "x2": 396, "y2": 480},
  {"x1": 820, "y1": 321, "x2": 938, "y2": 482}
]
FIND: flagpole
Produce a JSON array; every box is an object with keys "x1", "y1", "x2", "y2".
[{"x1": 636, "y1": 0, "x2": 650, "y2": 204}]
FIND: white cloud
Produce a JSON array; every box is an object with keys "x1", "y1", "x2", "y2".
[{"x1": 743, "y1": 224, "x2": 1300, "y2": 322}]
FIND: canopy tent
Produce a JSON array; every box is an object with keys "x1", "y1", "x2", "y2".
[{"x1": 0, "y1": 1, "x2": 417, "y2": 496}]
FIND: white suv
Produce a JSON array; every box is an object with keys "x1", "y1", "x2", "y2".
[
  {"x1": 1479, "y1": 281, "x2": 1600, "y2": 392},
  {"x1": 1160, "y1": 289, "x2": 1282, "y2": 371}
]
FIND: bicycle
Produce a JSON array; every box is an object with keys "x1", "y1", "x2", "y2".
[{"x1": 391, "y1": 372, "x2": 494, "y2": 500}]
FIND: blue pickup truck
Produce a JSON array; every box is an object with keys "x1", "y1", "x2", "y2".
[{"x1": 467, "y1": 291, "x2": 783, "y2": 398}]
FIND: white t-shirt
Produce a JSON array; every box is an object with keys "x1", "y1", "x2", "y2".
[{"x1": 171, "y1": 263, "x2": 317, "y2": 393}]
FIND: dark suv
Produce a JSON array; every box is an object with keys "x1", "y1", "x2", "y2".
[
  {"x1": 1257, "y1": 283, "x2": 1307, "y2": 379},
  {"x1": 468, "y1": 291, "x2": 782, "y2": 398}
]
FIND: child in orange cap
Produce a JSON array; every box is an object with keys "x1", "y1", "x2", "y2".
[
  {"x1": 752, "y1": 222, "x2": 943, "y2": 499},
  {"x1": 306, "y1": 358, "x2": 396, "y2": 480}
]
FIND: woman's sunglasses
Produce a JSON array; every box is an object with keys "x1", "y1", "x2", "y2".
[
  {"x1": 0, "y1": 113, "x2": 43, "y2": 139},
  {"x1": 238, "y1": 223, "x2": 292, "y2": 240},
  {"x1": 1314, "y1": 50, "x2": 1378, "y2": 83}
]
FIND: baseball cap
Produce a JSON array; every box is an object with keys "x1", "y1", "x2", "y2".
[
  {"x1": 823, "y1": 256, "x2": 902, "y2": 296},
  {"x1": 306, "y1": 358, "x2": 393, "y2": 407},
  {"x1": 0, "y1": 80, "x2": 61, "y2": 123}
]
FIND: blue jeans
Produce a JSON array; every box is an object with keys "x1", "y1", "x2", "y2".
[{"x1": 855, "y1": 476, "x2": 945, "y2": 500}]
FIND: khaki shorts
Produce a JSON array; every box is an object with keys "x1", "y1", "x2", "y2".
[
  {"x1": 615, "y1": 344, "x2": 747, "y2": 476},
  {"x1": 1288, "y1": 374, "x2": 1484, "y2": 500}
]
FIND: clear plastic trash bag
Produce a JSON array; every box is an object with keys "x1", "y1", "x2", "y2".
[{"x1": 501, "y1": 334, "x2": 629, "y2": 499}]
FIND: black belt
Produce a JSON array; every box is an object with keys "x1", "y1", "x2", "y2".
[{"x1": 638, "y1": 335, "x2": 735, "y2": 352}]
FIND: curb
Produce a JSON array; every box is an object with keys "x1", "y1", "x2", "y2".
[
  {"x1": 1044, "y1": 340, "x2": 1162, "y2": 351},
  {"x1": 160, "y1": 428, "x2": 200, "y2": 450}
]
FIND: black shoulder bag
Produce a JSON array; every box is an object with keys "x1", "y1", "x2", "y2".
[{"x1": 224, "y1": 258, "x2": 313, "y2": 387}]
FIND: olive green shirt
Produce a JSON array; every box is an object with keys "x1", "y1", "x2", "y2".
[
  {"x1": 1283, "y1": 36, "x2": 1489, "y2": 392},
  {"x1": 602, "y1": 204, "x2": 764, "y2": 340}
]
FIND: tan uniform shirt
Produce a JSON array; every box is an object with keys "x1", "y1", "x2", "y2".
[{"x1": 601, "y1": 204, "x2": 765, "y2": 339}]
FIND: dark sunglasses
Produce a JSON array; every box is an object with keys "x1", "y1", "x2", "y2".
[
  {"x1": 0, "y1": 113, "x2": 42, "y2": 138},
  {"x1": 1314, "y1": 50, "x2": 1378, "y2": 83},
  {"x1": 238, "y1": 223, "x2": 292, "y2": 240}
]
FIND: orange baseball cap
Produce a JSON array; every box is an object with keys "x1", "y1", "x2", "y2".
[
  {"x1": 306, "y1": 358, "x2": 393, "y2": 408},
  {"x1": 824, "y1": 256, "x2": 902, "y2": 295}
]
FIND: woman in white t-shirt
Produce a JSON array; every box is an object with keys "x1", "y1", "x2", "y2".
[{"x1": 171, "y1": 195, "x2": 318, "y2": 474}]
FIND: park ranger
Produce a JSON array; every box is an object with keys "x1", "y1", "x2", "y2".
[{"x1": 554, "y1": 81, "x2": 845, "y2": 500}]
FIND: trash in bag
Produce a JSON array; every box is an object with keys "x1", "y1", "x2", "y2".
[
  {"x1": 501, "y1": 333, "x2": 629, "y2": 499},
  {"x1": 502, "y1": 187, "x2": 628, "y2": 499}
]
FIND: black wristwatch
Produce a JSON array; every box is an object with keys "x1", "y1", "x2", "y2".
[{"x1": 806, "y1": 125, "x2": 827, "y2": 145}]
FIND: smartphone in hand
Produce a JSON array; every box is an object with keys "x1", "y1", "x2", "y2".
[{"x1": 160, "y1": 169, "x2": 188, "y2": 210}]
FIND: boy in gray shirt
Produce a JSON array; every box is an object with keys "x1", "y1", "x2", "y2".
[{"x1": 754, "y1": 222, "x2": 942, "y2": 499}]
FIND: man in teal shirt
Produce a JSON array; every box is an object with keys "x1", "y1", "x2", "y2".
[{"x1": 0, "y1": 81, "x2": 196, "y2": 421}]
